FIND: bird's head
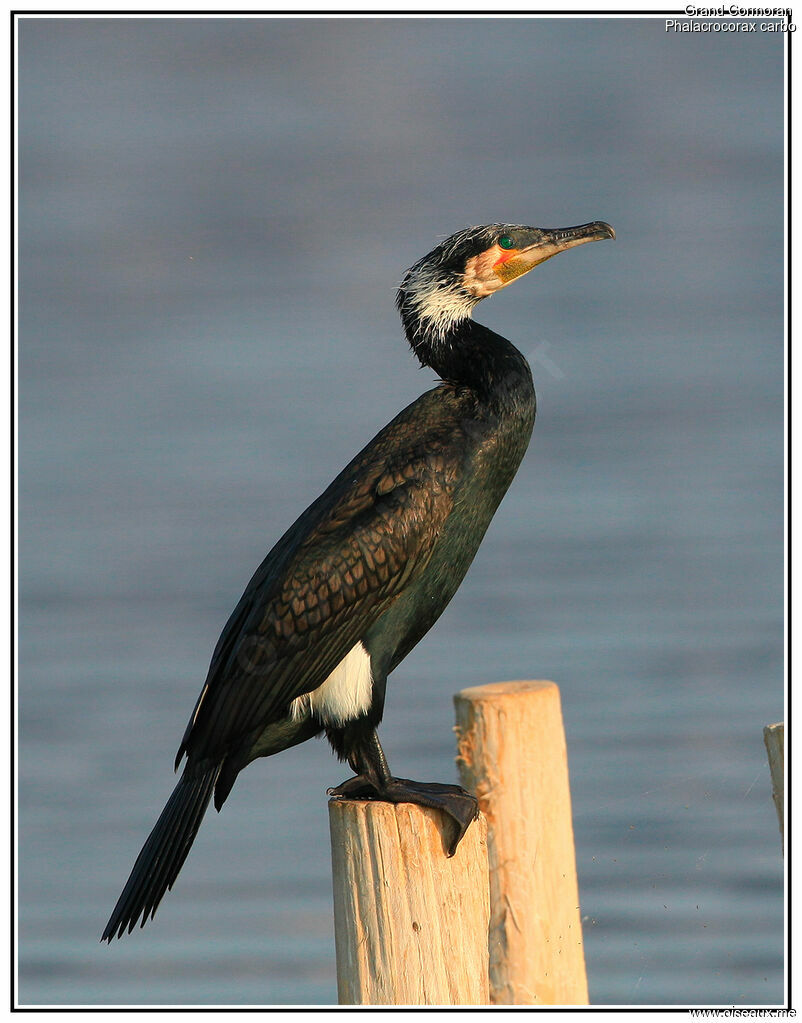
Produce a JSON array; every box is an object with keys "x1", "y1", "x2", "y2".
[{"x1": 397, "y1": 221, "x2": 615, "y2": 349}]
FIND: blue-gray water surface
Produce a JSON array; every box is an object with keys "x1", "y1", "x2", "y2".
[{"x1": 18, "y1": 16, "x2": 784, "y2": 1006}]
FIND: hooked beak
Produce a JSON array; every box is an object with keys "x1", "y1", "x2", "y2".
[
  {"x1": 529, "y1": 220, "x2": 616, "y2": 255},
  {"x1": 493, "y1": 221, "x2": 615, "y2": 284}
]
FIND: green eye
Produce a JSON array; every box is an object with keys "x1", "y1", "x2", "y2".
[{"x1": 498, "y1": 235, "x2": 514, "y2": 249}]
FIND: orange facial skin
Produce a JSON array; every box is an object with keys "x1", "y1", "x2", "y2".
[
  {"x1": 492, "y1": 248, "x2": 518, "y2": 267},
  {"x1": 492, "y1": 247, "x2": 525, "y2": 283}
]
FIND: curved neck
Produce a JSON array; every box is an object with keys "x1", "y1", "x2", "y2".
[{"x1": 402, "y1": 312, "x2": 534, "y2": 409}]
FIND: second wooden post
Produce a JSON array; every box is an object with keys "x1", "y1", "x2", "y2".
[{"x1": 454, "y1": 680, "x2": 588, "y2": 1005}]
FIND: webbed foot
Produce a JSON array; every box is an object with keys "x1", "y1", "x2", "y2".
[{"x1": 328, "y1": 775, "x2": 478, "y2": 856}]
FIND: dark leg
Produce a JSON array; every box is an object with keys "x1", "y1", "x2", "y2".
[{"x1": 327, "y1": 727, "x2": 479, "y2": 856}]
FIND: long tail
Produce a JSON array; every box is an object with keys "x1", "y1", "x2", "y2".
[{"x1": 101, "y1": 765, "x2": 220, "y2": 941}]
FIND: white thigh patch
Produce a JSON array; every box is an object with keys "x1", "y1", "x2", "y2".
[{"x1": 289, "y1": 641, "x2": 374, "y2": 726}]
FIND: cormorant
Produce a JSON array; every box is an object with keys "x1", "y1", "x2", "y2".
[{"x1": 102, "y1": 220, "x2": 615, "y2": 941}]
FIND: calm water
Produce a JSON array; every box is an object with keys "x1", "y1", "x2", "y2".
[{"x1": 17, "y1": 17, "x2": 784, "y2": 1006}]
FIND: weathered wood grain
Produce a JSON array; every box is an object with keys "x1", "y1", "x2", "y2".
[
  {"x1": 454, "y1": 680, "x2": 588, "y2": 1005},
  {"x1": 329, "y1": 799, "x2": 490, "y2": 1005}
]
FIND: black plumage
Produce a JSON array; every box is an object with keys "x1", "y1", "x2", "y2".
[{"x1": 102, "y1": 220, "x2": 614, "y2": 941}]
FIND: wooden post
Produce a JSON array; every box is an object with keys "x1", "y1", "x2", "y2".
[
  {"x1": 328, "y1": 799, "x2": 490, "y2": 1005},
  {"x1": 763, "y1": 721, "x2": 784, "y2": 852},
  {"x1": 454, "y1": 680, "x2": 588, "y2": 1005}
]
